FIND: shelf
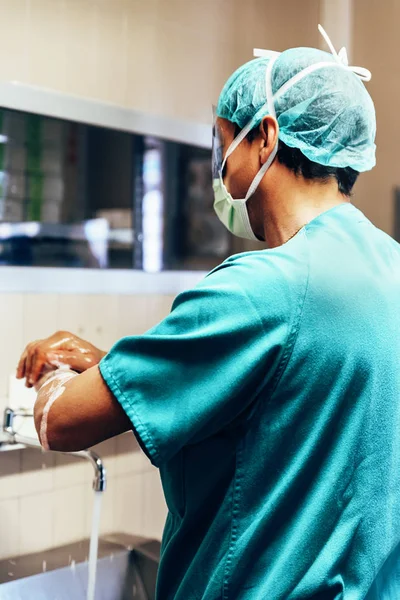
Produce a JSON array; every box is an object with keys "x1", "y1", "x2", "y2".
[
  {"x1": 0, "y1": 220, "x2": 135, "y2": 248},
  {"x1": 0, "y1": 219, "x2": 110, "y2": 241},
  {"x1": 0, "y1": 265, "x2": 206, "y2": 294}
]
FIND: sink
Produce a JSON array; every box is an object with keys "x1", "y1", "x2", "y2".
[{"x1": 0, "y1": 533, "x2": 160, "y2": 600}]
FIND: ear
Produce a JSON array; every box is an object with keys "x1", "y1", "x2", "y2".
[{"x1": 259, "y1": 116, "x2": 279, "y2": 165}]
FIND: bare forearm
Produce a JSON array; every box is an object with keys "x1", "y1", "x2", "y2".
[
  {"x1": 34, "y1": 365, "x2": 131, "y2": 452},
  {"x1": 34, "y1": 368, "x2": 78, "y2": 450}
]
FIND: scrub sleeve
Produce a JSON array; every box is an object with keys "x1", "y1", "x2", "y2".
[{"x1": 99, "y1": 259, "x2": 291, "y2": 467}]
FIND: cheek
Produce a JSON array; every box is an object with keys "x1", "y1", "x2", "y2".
[{"x1": 224, "y1": 146, "x2": 259, "y2": 199}]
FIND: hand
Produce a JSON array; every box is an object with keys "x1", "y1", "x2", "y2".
[{"x1": 16, "y1": 331, "x2": 107, "y2": 388}]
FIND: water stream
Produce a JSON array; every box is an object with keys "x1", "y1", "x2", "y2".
[{"x1": 87, "y1": 490, "x2": 102, "y2": 600}]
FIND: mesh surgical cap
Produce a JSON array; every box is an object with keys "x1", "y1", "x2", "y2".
[{"x1": 216, "y1": 38, "x2": 376, "y2": 173}]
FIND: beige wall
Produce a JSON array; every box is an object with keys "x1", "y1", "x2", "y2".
[
  {"x1": 0, "y1": 0, "x2": 320, "y2": 124},
  {"x1": 352, "y1": 0, "x2": 397, "y2": 235}
]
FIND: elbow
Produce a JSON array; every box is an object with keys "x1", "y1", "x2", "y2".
[
  {"x1": 34, "y1": 391, "x2": 82, "y2": 453},
  {"x1": 33, "y1": 371, "x2": 86, "y2": 453},
  {"x1": 33, "y1": 396, "x2": 63, "y2": 451},
  {"x1": 47, "y1": 425, "x2": 89, "y2": 453}
]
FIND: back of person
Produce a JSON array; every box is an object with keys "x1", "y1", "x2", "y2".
[
  {"x1": 226, "y1": 203, "x2": 400, "y2": 598},
  {"x1": 152, "y1": 203, "x2": 400, "y2": 599}
]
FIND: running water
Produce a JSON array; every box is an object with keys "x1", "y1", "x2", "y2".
[{"x1": 87, "y1": 491, "x2": 102, "y2": 600}]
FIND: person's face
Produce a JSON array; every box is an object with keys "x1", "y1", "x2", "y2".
[
  {"x1": 215, "y1": 117, "x2": 262, "y2": 199},
  {"x1": 214, "y1": 116, "x2": 269, "y2": 240}
]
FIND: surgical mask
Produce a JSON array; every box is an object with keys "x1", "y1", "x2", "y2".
[{"x1": 213, "y1": 55, "x2": 279, "y2": 241}]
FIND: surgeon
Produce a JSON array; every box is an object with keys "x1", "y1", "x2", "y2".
[{"x1": 17, "y1": 26, "x2": 400, "y2": 599}]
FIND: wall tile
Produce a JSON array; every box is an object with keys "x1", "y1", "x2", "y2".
[
  {"x1": 19, "y1": 491, "x2": 53, "y2": 554},
  {"x1": 92, "y1": 0, "x2": 130, "y2": 106},
  {"x1": 101, "y1": 295, "x2": 120, "y2": 350},
  {"x1": 52, "y1": 483, "x2": 86, "y2": 547},
  {"x1": 124, "y1": 0, "x2": 158, "y2": 111},
  {"x1": 0, "y1": 294, "x2": 24, "y2": 398},
  {"x1": 0, "y1": 0, "x2": 29, "y2": 82},
  {"x1": 54, "y1": 452, "x2": 91, "y2": 489},
  {"x1": 113, "y1": 473, "x2": 144, "y2": 537},
  {"x1": 0, "y1": 450, "x2": 21, "y2": 500},
  {"x1": 146, "y1": 295, "x2": 174, "y2": 326},
  {"x1": 0, "y1": 396, "x2": 7, "y2": 424},
  {"x1": 56, "y1": 294, "x2": 85, "y2": 337},
  {"x1": 20, "y1": 448, "x2": 55, "y2": 496},
  {"x1": 152, "y1": 15, "x2": 222, "y2": 122},
  {"x1": 83, "y1": 295, "x2": 119, "y2": 351},
  {"x1": 61, "y1": 0, "x2": 98, "y2": 99},
  {"x1": 115, "y1": 432, "x2": 149, "y2": 477},
  {"x1": 156, "y1": 0, "x2": 213, "y2": 31},
  {"x1": 0, "y1": 498, "x2": 19, "y2": 560},
  {"x1": 116, "y1": 294, "x2": 173, "y2": 341},
  {"x1": 116, "y1": 295, "x2": 148, "y2": 338},
  {"x1": 22, "y1": 294, "x2": 59, "y2": 348},
  {"x1": 142, "y1": 468, "x2": 167, "y2": 540},
  {"x1": 26, "y1": 0, "x2": 67, "y2": 92},
  {"x1": 57, "y1": 295, "x2": 119, "y2": 353}
]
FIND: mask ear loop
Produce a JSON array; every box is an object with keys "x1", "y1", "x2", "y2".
[
  {"x1": 219, "y1": 104, "x2": 267, "y2": 176},
  {"x1": 245, "y1": 56, "x2": 279, "y2": 201}
]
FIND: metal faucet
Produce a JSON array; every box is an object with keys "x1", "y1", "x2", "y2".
[{"x1": 3, "y1": 407, "x2": 106, "y2": 492}]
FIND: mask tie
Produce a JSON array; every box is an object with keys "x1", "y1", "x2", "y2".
[{"x1": 318, "y1": 24, "x2": 371, "y2": 82}]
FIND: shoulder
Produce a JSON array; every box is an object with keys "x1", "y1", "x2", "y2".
[
  {"x1": 174, "y1": 233, "x2": 310, "y2": 326},
  {"x1": 208, "y1": 231, "x2": 309, "y2": 296}
]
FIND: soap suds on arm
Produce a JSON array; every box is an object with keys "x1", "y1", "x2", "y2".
[{"x1": 35, "y1": 368, "x2": 78, "y2": 450}]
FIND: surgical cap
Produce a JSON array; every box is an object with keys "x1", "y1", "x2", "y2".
[{"x1": 216, "y1": 47, "x2": 376, "y2": 173}]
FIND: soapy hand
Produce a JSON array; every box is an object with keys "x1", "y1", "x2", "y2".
[{"x1": 16, "y1": 331, "x2": 107, "y2": 388}]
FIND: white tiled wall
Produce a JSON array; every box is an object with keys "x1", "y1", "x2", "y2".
[{"x1": 0, "y1": 292, "x2": 173, "y2": 560}]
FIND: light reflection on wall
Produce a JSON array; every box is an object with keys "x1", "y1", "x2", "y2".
[{"x1": 142, "y1": 141, "x2": 163, "y2": 273}]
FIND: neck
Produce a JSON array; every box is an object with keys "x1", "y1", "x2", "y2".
[{"x1": 259, "y1": 165, "x2": 349, "y2": 247}]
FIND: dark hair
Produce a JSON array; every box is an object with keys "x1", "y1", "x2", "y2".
[
  {"x1": 276, "y1": 142, "x2": 359, "y2": 197},
  {"x1": 234, "y1": 124, "x2": 359, "y2": 197}
]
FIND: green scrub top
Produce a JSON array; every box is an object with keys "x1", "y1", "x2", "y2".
[{"x1": 100, "y1": 203, "x2": 400, "y2": 599}]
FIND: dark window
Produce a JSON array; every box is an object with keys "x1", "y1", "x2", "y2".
[{"x1": 0, "y1": 108, "x2": 233, "y2": 271}]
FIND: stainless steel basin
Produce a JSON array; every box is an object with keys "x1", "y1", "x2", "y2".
[{"x1": 0, "y1": 533, "x2": 160, "y2": 600}]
